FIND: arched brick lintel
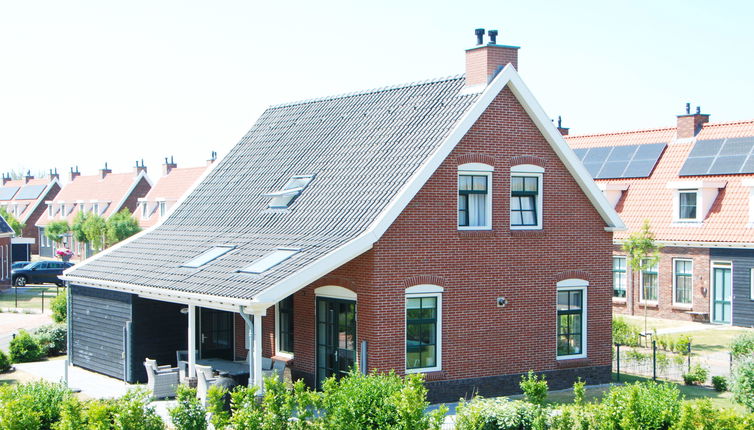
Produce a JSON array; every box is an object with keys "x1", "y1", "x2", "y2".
[
  {"x1": 456, "y1": 153, "x2": 496, "y2": 167},
  {"x1": 402, "y1": 275, "x2": 447, "y2": 289},
  {"x1": 510, "y1": 155, "x2": 546, "y2": 168},
  {"x1": 308, "y1": 276, "x2": 356, "y2": 291},
  {"x1": 553, "y1": 270, "x2": 592, "y2": 284}
]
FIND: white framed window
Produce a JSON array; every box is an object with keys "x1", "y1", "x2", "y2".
[
  {"x1": 240, "y1": 248, "x2": 300, "y2": 274},
  {"x1": 158, "y1": 201, "x2": 166, "y2": 218},
  {"x1": 405, "y1": 284, "x2": 443, "y2": 373},
  {"x1": 556, "y1": 279, "x2": 588, "y2": 360},
  {"x1": 640, "y1": 259, "x2": 659, "y2": 303},
  {"x1": 91, "y1": 202, "x2": 99, "y2": 215},
  {"x1": 673, "y1": 259, "x2": 693, "y2": 306},
  {"x1": 47, "y1": 204, "x2": 53, "y2": 217},
  {"x1": 181, "y1": 246, "x2": 235, "y2": 268},
  {"x1": 458, "y1": 163, "x2": 493, "y2": 230},
  {"x1": 265, "y1": 175, "x2": 315, "y2": 209},
  {"x1": 141, "y1": 201, "x2": 149, "y2": 219},
  {"x1": 276, "y1": 295, "x2": 294, "y2": 357},
  {"x1": 612, "y1": 256, "x2": 627, "y2": 298},
  {"x1": 510, "y1": 164, "x2": 543, "y2": 230},
  {"x1": 678, "y1": 190, "x2": 697, "y2": 221}
]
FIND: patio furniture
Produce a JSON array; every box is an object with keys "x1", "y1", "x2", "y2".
[
  {"x1": 195, "y1": 364, "x2": 217, "y2": 404},
  {"x1": 262, "y1": 359, "x2": 286, "y2": 383},
  {"x1": 144, "y1": 358, "x2": 179, "y2": 399},
  {"x1": 176, "y1": 349, "x2": 199, "y2": 364}
]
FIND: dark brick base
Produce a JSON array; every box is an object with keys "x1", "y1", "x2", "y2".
[{"x1": 425, "y1": 365, "x2": 612, "y2": 404}]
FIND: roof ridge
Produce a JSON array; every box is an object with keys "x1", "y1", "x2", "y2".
[
  {"x1": 701, "y1": 118, "x2": 754, "y2": 128},
  {"x1": 566, "y1": 126, "x2": 676, "y2": 139},
  {"x1": 268, "y1": 74, "x2": 465, "y2": 109}
]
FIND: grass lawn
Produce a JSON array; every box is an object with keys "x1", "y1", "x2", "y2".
[
  {"x1": 508, "y1": 373, "x2": 746, "y2": 413},
  {"x1": 0, "y1": 286, "x2": 63, "y2": 311}
]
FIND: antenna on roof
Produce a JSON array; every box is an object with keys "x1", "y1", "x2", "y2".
[
  {"x1": 475, "y1": 28, "x2": 485, "y2": 45},
  {"x1": 104, "y1": 162, "x2": 108, "y2": 170},
  {"x1": 141, "y1": 159, "x2": 145, "y2": 167},
  {"x1": 165, "y1": 157, "x2": 169, "y2": 164},
  {"x1": 170, "y1": 156, "x2": 174, "y2": 164},
  {"x1": 685, "y1": 103, "x2": 691, "y2": 115},
  {"x1": 558, "y1": 116, "x2": 562, "y2": 128}
]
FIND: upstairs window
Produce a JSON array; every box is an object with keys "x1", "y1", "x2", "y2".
[
  {"x1": 458, "y1": 163, "x2": 493, "y2": 230},
  {"x1": 612, "y1": 256, "x2": 627, "y2": 298},
  {"x1": 141, "y1": 201, "x2": 148, "y2": 219},
  {"x1": 678, "y1": 190, "x2": 697, "y2": 220},
  {"x1": 265, "y1": 175, "x2": 315, "y2": 209},
  {"x1": 510, "y1": 165, "x2": 544, "y2": 230},
  {"x1": 159, "y1": 201, "x2": 167, "y2": 217},
  {"x1": 91, "y1": 203, "x2": 99, "y2": 215}
]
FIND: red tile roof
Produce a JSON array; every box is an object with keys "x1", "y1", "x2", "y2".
[
  {"x1": 567, "y1": 120, "x2": 754, "y2": 245},
  {"x1": 1, "y1": 178, "x2": 57, "y2": 222},
  {"x1": 36, "y1": 172, "x2": 149, "y2": 226},
  {"x1": 137, "y1": 166, "x2": 207, "y2": 228}
]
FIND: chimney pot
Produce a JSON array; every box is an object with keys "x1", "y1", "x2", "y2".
[
  {"x1": 99, "y1": 162, "x2": 112, "y2": 179},
  {"x1": 69, "y1": 166, "x2": 81, "y2": 182},
  {"x1": 556, "y1": 115, "x2": 569, "y2": 136},
  {"x1": 162, "y1": 156, "x2": 177, "y2": 176},
  {"x1": 686, "y1": 102, "x2": 691, "y2": 114},
  {"x1": 677, "y1": 104, "x2": 710, "y2": 139},
  {"x1": 488, "y1": 29, "x2": 498, "y2": 45},
  {"x1": 475, "y1": 28, "x2": 485, "y2": 45}
]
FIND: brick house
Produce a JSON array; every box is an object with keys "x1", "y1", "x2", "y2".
[
  {"x1": 0, "y1": 215, "x2": 13, "y2": 289},
  {"x1": 135, "y1": 157, "x2": 211, "y2": 229},
  {"x1": 567, "y1": 108, "x2": 754, "y2": 327},
  {"x1": 0, "y1": 172, "x2": 62, "y2": 255},
  {"x1": 63, "y1": 31, "x2": 623, "y2": 401},
  {"x1": 36, "y1": 164, "x2": 152, "y2": 259}
]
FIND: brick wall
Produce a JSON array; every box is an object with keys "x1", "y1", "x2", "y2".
[
  {"x1": 275, "y1": 86, "x2": 614, "y2": 394},
  {"x1": 119, "y1": 177, "x2": 152, "y2": 215},
  {"x1": 613, "y1": 246, "x2": 711, "y2": 322},
  {"x1": 22, "y1": 182, "x2": 61, "y2": 255}
]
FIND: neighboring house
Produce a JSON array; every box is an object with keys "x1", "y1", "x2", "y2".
[
  {"x1": 0, "y1": 215, "x2": 13, "y2": 289},
  {"x1": 0, "y1": 172, "x2": 62, "y2": 255},
  {"x1": 136, "y1": 157, "x2": 211, "y2": 229},
  {"x1": 63, "y1": 31, "x2": 623, "y2": 401},
  {"x1": 36, "y1": 164, "x2": 152, "y2": 259},
  {"x1": 567, "y1": 108, "x2": 754, "y2": 327}
]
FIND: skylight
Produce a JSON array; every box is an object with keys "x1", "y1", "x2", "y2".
[
  {"x1": 264, "y1": 175, "x2": 315, "y2": 208},
  {"x1": 181, "y1": 246, "x2": 235, "y2": 268},
  {"x1": 239, "y1": 249, "x2": 299, "y2": 274}
]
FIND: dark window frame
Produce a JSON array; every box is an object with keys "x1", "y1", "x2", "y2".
[
  {"x1": 612, "y1": 256, "x2": 627, "y2": 298},
  {"x1": 458, "y1": 174, "x2": 489, "y2": 228},
  {"x1": 406, "y1": 296, "x2": 438, "y2": 370},
  {"x1": 510, "y1": 175, "x2": 539, "y2": 227},
  {"x1": 278, "y1": 295, "x2": 294, "y2": 354},
  {"x1": 557, "y1": 289, "x2": 584, "y2": 357}
]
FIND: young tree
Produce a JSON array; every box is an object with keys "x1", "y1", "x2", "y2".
[
  {"x1": 622, "y1": 220, "x2": 661, "y2": 335},
  {"x1": 0, "y1": 207, "x2": 24, "y2": 236},
  {"x1": 44, "y1": 220, "x2": 71, "y2": 247},
  {"x1": 106, "y1": 208, "x2": 141, "y2": 246},
  {"x1": 70, "y1": 211, "x2": 90, "y2": 256},
  {"x1": 82, "y1": 214, "x2": 107, "y2": 251}
]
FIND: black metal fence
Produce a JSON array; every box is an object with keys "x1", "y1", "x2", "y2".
[
  {"x1": 0, "y1": 285, "x2": 64, "y2": 313},
  {"x1": 614, "y1": 338, "x2": 733, "y2": 382}
]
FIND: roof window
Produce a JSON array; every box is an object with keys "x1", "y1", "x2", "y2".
[
  {"x1": 239, "y1": 248, "x2": 299, "y2": 274},
  {"x1": 264, "y1": 175, "x2": 315, "y2": 209},
  {"x1": 181, "y1": 246, "x2": 235, "y2": 268}
]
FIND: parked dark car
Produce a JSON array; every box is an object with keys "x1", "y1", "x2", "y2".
[
  {"x1": 11, "y1": 261, "x2": 31, "y2": 270},
  {"x1": 11, "y1": 261, "x2": 74, "y2": 287}
]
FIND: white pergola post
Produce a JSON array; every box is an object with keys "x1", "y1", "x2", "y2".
[
  {"x1": 187, "y1": 304, "x2": 197, "y2": 377},
  {"x1": 253, "y1": 313, "x2": 263, "y2": 391}
]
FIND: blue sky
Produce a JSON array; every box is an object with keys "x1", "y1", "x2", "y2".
[{"x1": 2, "y1": 1, "x2": 753, "y2": 178}]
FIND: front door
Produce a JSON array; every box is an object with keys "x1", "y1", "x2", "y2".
[
  {"x1": 712, "y1": 264, "x2": 732, "y2": 324},
  {"x1": 199, "y1": 308, "x2": 234, "y2": 360},
  {"x1": 316, "y1": 297, "x2": 356, "y2": 388}
]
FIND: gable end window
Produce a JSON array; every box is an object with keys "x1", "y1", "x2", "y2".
[
  {"x1": 612, "y1": 256, "x2": 627, "y2": 298},
  {"x1": 457, "y1": 163, "x2": 493, "y2": 230},
  {"x1": 510, "y1": 165, "x2": 543, "y2": 230},
  {"x1": 678, "y1": 190, "x2": 697, "y2": 220}
]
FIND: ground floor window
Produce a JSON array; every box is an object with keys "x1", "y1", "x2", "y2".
[
  {"x1": 277, "y1": 295, "x2": 294, "y2": 355},
  {"x1": 641, "y1": 260, "x2": 659, "y2": 302},
  {"x1": 406, "y1": 295, "x2": 439, "y2": 371},
  {"x1": 612, "y1": 257, "x2": 627, "y2": 298},
  {"x1": 557, "y1": 288, "x2": 584, "y2": 357},
  {"x1": 673, "y1": 259, "x2": 693, "y2": 305}
]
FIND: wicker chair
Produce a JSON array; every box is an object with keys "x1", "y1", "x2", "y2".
[
  {"x1": 143, "y1": 358, "x2": 179, "y2": 399},
  {"x1": 195, "y1": 364, "x2": 217, "y2": 404},
  {"x1": 262, "y1": 359, "x2": 286, "y2": 383}
]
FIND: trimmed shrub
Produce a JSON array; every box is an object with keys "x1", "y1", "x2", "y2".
[
  {"x1": 600, "y1": 381, "x2": 682, "y2": 430},
  {"x1": 732, "y1": 358, "x2": 754, "y2": 412},
  {"x1": 572, "y1": 377, "x2": 586, "y2": 405},
  {"x1": 169, "y1": 385, "x2": 207, "y2": 430},
  {"x1": 548, "y1": 403, "x2": 606, "y2": 430},
  {"x1": 712, "y1": 375, "x2": 728, "y2": 392},
  {"x1": 0, "y1": 381, "x2": 72, "y2": 429},
  {"x1": 206, "y1": 385, "x2": 230, "y2": 430},
  {"x1": 519, "y1": 370, "x2": 548, "y2": 405},
  {"x1": 54, "y1": 397, "x2": 86, "y2": 430},
  {"x1": 34, "y1": 324, "x2": 67, "y2": 356},
  {"x1": 229, "y1": 376, "x2": 323, "y2": 430},
  {"x1": 676, "y1": 335, "x2": 692, "y2": 355},
  {"x1": 51, "y1": 293, "x2": 67, "y2": 323},
  {"x1": 112, "y1": 388, "x2": 165, "y2": 430},
  {"x1": 0, "y1": 395, "x2": 42, "y2": 430},
  {"x1": 683, "y1": 364, "x2": 709, "y2": 386},
  {"x1": 731, "y1": 332, "x2": 754, "y2": 360},
  {"x1": 613, "y1": 316, "x2": 641, "y2": 346},
  {"x1": 9, "y1": 329, "x2": 43, "y2": 362},
  {"x1": 455, "y1": 397, "x2": 545, "y2": 430},
  {"x1": 0, "y1": 349, "x2": 11, "y2": 372}
]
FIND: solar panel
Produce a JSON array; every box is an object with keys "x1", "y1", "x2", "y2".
[
  {"x1": 599, "y1": 160, "x2": 630, "y2": 179},
  {"x1": 15, "y1": 184, "x2": 46, "y2": 200},
  {"x1": 680, "y1": 137, "x2": 754, "y2": 176},
  {"x1": 0, "y1": 187, "x2": 19, "y2": 201},
  {"x1": 583, "y1": 147, "x2": 611, "y2": 163},
  {"x1": 577, "y1": 142, "x2": 667, "y2": 179},
  {"x1": 584, "y1": 162, "x2": 603, "y2": 178},
  {"x1": 606, "y1": 145, "x2": 638, "y2": 162},
  {"x1": 573, "y1": 148, "x2": 588, "y2": 160},
  {"x1": 633, "y1": 142, "x2": 666, "y2": 160},
  {"x1": 623, "y1": 159, "x2": 658, "y2": 178}
]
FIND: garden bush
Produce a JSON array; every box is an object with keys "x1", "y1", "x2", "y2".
[
  {"x1": 600, "y1": 381, "x2": 682, "y2": 430},
  {"x1": 34, "y1": 324, "x2": 67, "y2": 356},
  {"x1": 112, "y1": 388, "x2": 165, "y2": 430},
  {"x1": 169, "y1": 385, "x2": 206, "y2": 430},
  {"x1": 519, "y1": 370, "x2": 548, "y2": 406},
  {"x1": 612, "y1": 316, "x2": 641, "y2": 346},
  {"x1": 675, "y1": 335, "x2": 692, "y2": 355},
  {"x1": 670, "y1": 399, "x2": 754, "y2": 430},
  {"x1": 712, "y1": 375, "x2": 728, "y2": 392},
  {"x1": 572, "y1": 377, "x2": 585, "y2": 406},
  {"x1": 206, "y1": 385, "x2": 230, "y2": 430},
  {"x1": 0, "y1": 349, "x2": 12, "y2": 372},
  {"x1": 51, "y1": 293, "x2": 67, "y2": 323},
  {"x1": 731, "y1": 332, "x2": 754, "y2": 360},
  {"x1": 683, "y1": 364, "x2": 709, "y2": 386},
  {"x1": 9, "y1": 329, "x2": 43, "y2": 362},
  {"x1": 732, "y1": 358, "x2": 754, "y2": 412},
  {"x1": 454, "y1": 397, "x2": 545, "y2": 430},
  {"x1": 0, "y1": 381, "x2": 72, "y2": 429}
]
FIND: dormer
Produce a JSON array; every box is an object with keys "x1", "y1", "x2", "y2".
[
  {"x1": 597, "y1": 183, "x2": 629, "y2": 208},
  {"x1": 667, "y1": 180, "x2": 726, "y2": 223}
]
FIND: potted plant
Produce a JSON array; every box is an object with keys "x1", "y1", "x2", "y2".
[{"x1": 56, "y1": 248, "x2": 74, "y2": 262}]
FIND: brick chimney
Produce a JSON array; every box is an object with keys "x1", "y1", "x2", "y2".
[
  {"x1": 49, "y1": 168, "x2": 59, "y2": 181},
  {"x1": 24, "y1": 170, "x2": 34, "y2": 184},
  {"x1": 207, "y1": 151, "x2": 217, "y2": 166},
  {"x1": 465, "y1": 28, "x2": 519, "y2": 88},
  {"x1": 69, "y1": 166, "x2": 81, "y2": 182},
  {"x1": 677, "y1": 103, "x2": 710, "y2": 139},
  {"x1": 1, "y1": 173, "x2": 10, "y2": 185},
  {"x1": 556, "y1": 116, "x2": 569, "y2": 136},
  {"x1": 134, "y1": 159, "x2": 148, "y2": 176},
  {"x1": 162, "y1": 156, "x2": 177, "y2": 176},
  {"x1": 99, "y1": 162, "x2": 112, "y2": 179}
]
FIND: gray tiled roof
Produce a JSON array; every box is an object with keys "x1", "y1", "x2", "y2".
[{"x1": 66, "y1": 76, "x2": 481, "y2": 300}]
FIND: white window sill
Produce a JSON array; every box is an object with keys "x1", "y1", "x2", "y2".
[
  {"x1": 670, "y1": 221, "x2": 703, "y2": 227},
  {"x1": 510, "y1": 226, "x2": 542, "y2": 231},
  {"x1": 458, "y1": 226, "x2": 492, "y2": 231},
  {"x1": 612, "y1": 297, "x2": 627, "y2": 303},
  {"x1": 556, "y1": 353, "x2": 587, "y2": 361},
  {"x1": 275, "y1": 351, "x2": 294, "y2": 359},
  {"x1": 405, "y1": 366, "x2": 441, "y2": 374}
]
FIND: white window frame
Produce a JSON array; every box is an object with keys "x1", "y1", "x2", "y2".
[
  {"x1": 458, "y1": 163, "x2": 493, "y2": 231},
  {"x1": 672, "y1": 258, "x2": 694, "y2": 307},
  {"x1": 139, "y1": 200, "x2": 149, "y2": 219},
  {"x1": 612, "y1": 256, "x2": 627, "y2": 300},
  {"x1": 677, "y1": 190, "x2": 698, "y2": 222},
  {"x1": 510, "y1": 164, "x2": 544, "y2": 230},
  {"x1": 639, "y1": 259, "x2": 659, "y2": 304},
  {"x1": 556, "y1": 279, "x2": 588, "y2": 360},
  {"x1": 158, "y1": 199, "x2": 167, "y2": 218},
  {"x1": 667, "y1": 180, "x2": 725, "y2": 223},
  {"x1": 275, "y1": 297, "x2": 294, "y2": 358},
  {"x1": 405, "y1": 284, "x2": 443, "y2": 373}
]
